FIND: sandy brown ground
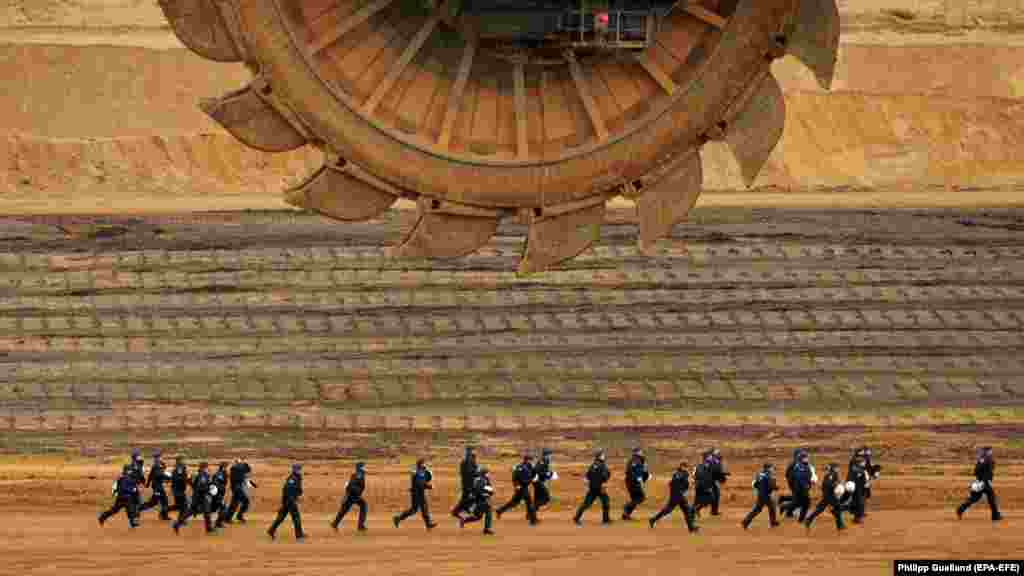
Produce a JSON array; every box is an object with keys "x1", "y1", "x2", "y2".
[{"x1": 1, "y1": 427, "x2": 1021, "y2": 576}]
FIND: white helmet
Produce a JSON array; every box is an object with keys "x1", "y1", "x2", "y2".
[
  {"x1": 209, "y1": 485, "x2": 218, "y2": 496},
  {"x1": 845, "y1": 481, "x2": 855, "y2": 493},
  {"x1": 833, "y1": 484, "x2": 845, "y2": 497},
  {"x1": 970, "y1": 480, "x2": 984, "y2": 493}
]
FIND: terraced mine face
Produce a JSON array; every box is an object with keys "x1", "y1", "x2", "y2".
[{"x1": 158, "y1": 0, "x2": 839, "y2": 271}]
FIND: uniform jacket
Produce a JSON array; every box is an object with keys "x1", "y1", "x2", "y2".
[
  {"x1": 710, "y1": 457, "x2": 729, "y2": 484},
  {"x1": 472, "y1": 474, "x2": 494, "y2": 506},
  {"x1": 534, "y1": 459, "x2": 555, "y2": 485},
  {"x1": 146, "y1": 459, "x2": 168, "y2": 492},
  {"x1": 212, "y1": 469, "x2": 228, "y2": 500},
  {"x1": 585, "y1": 461, "x2": 610, "y2": 491},
  {"x1": 282, "y1": 473, "x2": 303, "y2": 503},
  {"x1": 460, "y1": 458, "x2": 478, "y2": 492},
  {"x1": 115, "y1": 473, "x2": 139, "y2": 498},
  {"x1": 693, "y1": 462, "x2": 715, "y2": 493},
  {"x1": 513, "y1": 462, "x2": 536, "y2": 487},
  {"x1": 820, "y1": 470, "x2": 840, "y2": 502},
  {"x1": 411, "y1": 467, "x2": 433, "y2": 493},
  {"x1": 792, "y1": 463, "x2": 813, "y2": 492},
  {"x1": 192, "y1": 470, "x2": 212, "y2": 499},
  {"x1": 229, "y1": 462, "x2": 252, "y2": 490},
  {"x1": 974, "y1": 458, "x2": 994, "y2": 482},
  {"x1": 625, "y1": 458, "x2": 650, "y2": 489},
  {"x1": 668, "y1": 469, "x2": 690, "y2": 498},
  {"x1": 753, "y1": 471, "x2": 777, "y2": 501},
  {"x1": 346, "y1": 470, "x2": 366, "y2": 498},
  {"x1": 171, "y1": 465, "x2": 190, "y2": 494}
]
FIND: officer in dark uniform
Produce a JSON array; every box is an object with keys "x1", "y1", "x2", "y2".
[
  {"x1": 648, "y1": 461, "x2": 698, "y2": 533},
  {"x1": 331, "y1": 462, "x2": 368, "y2": 532},
  {"x1": 173, "y1": 461, "x2": 215, "y2": 534},
  {"x1": 804, "y1": 463, "x2": 845, "y2": 531},
  {"x1": 532, "y1": 448, "x2": 557, "y2": 517},
  {"x1": 573, "y1": 451, "x2": 612, "y2": 526},
  {"x1": 167, "y1": 457, "x2": 190, "y2": 518},
  {"x1": 709, "y1": 448, "x2": 729, "y2": 515},
  {"x1": 780, "y1": 451, "x2": 814, "y2": 522},
  {"x1": 129, "y1": 448, "x2": 146, "y2": 511},
  {"x1": 741, "y1": 463, "x2": 780, "y2": 530},
  {"x1": 139, "y1": 449, "x2": 170, "y2": 520},
  {"x1": 460, "y1": 467, "x2": 496, "y2": 535},
  {"x1": 781, "y1": 449, "x2": 803, "y2": 518},
  {"x1": 211, "y1": 462, "x2": 229, "y2": 529},
  {"x1": 224, "y1": 457, "x2": 255, "y2": 524},
  {"x1": 394, "y1": 459, "x2": 438, "y2": 530},
  {"x1": 858, "y1": 447, "x2": 881, "y2": 514},
  {"x1": 846, "y1": 454, "x2": 869, "y2": 524},
  {"x1": 691, "y1": 455, "x2": 716, "y2": 518},
  {"x1": 496, "y1": 454, "x2": 538, "y2": 525},
  {"x1": 268, "y1": 463, "x2": 305, "y2": 540},
  {"x1": 451, "y1": 447, "x2": 478, "y2": 520},
  {"x1": 99, "y1": 465, "x2": 140, "y2": 528},
  {"x1": 622, "y1": 448, "x2": 651, "y2": 521},
  {"x1": 957, "y1": 447, "x2": 1003, "y2": 521}
]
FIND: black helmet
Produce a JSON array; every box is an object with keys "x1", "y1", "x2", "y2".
[
  {"x1": 416, "y1": 458, "x2": 426, "y2": 467},
  {"x1": 199, "y1": 461, "x2": 209, "y2": 469},
  {"x1": 355, "y1": 462, "x2": 365, "y2": 470},
  {"x1": 763, "y1": 463, "x2": 774, "y2": 471},
  {"x1": 594, "y1": 451, "x2": 605, "y2": 461}
]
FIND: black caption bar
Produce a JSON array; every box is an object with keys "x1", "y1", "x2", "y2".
[{"x1": 895, "y1": 561, "x2": 1023, "y2": 575}]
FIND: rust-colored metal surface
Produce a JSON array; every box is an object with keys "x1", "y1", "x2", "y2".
[{"x1": 158, "y1": 0, "x2": 840, "y2": 270}]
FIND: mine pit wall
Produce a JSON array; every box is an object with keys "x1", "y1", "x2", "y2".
[{"x1": 1, "y1": 1, "x2": 1024, "y2": 213}]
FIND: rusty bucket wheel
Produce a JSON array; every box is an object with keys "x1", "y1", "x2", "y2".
[{"x1": 159, "y1": 0, "x2": 840, "y2": 272}]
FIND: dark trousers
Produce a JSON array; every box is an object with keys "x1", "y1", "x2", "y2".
[
  {"x1": 623, "y1": 484, "x2": 646, "y2": 518},
  {"x1": 269, "y1": 499, "x2": 304, "y2": 537},
  {"x1": 139, "y1": 490, "x2": 169, "y2": 519},
  {"x1": 99, "y1": 496, "x2": 139, "y2": 526},
  {"x1": 534, "y1": 483, "x2": 551, "y2": 510},
  {"x1": 742, "y1": 497, "x2": 778, "y2": 527},
  {"x1": 849, "y1": 488, "x2": 866, "y2": 522},
  {"x1": 711, "y1": 483, "x2": 721, "y2": 514},
  {"x1": 692, "y1": 489, "x2": 714, "y2": 516},
  {"x1": 650, "y1": 495, "x2": 696, "y2": 530},
  {"x1": 805, "y1": 496, "x2": 844, "y2": 530},
  {"x1": 396, "y1": 492, "x2": 432, "y2": 526},
  {"x1": 497, "y1": 485, "x2": 537, "y2": 523},
  {"x1": 958, "y1": 484, "x2": 1001, "y2": 520},
  {"x1": 174, "y1": 494, "x2": 213, "y2": 532},
  {"x1": 780, "y1": 489, "x2": 812, "y2": 521},
  {"x1": 575, "y1": 489, "x2": 610, "y2": 523},
  {"x1": 452, "y1": 489, "x2": 474, "y2": 517},
  {"x1": 333, "y1": 495, "x2": 368, "y2": 529},
  {"x1": 462, "y1": 501, "x2": 493, "y2": 532},
  {"x1": 224, "y1": 488, "x2": 250, "y2": 522},
  {"x1": 211, "y1": 497, "x2": 227, "y2": 527}
]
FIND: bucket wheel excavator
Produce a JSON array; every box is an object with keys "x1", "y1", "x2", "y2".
[{"x1": 158, "y1": 0, "x2": 839, "y2": 271}]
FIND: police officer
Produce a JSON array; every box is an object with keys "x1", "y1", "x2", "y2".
[
  {"x1": 331, "y1": 462, "x2": 368, "y2": 532},
  {"x1": 648, "y1": 461, "x2": 698, "y2": 533},
  {"x1": 451, "y1": 447, "x2": 478, "y2": 521},
  {"x1": 709, "y1": 448, "x2": 729, "y2": 515},
  {"x1": 780, "y1": 451, "x2": 814, "y2": 522},
  {"x1": 496, "y1": 454, "x2": 538, "y2": 525},
  {"x1": 167, "y1": 457, "x2": 190, "y2": 519},
  {"x1": 532, "y1": 448, "x2": 557, "y2": 518},
  {"x1": 139, "y1": 449, "x2": 170, "y2": 520},
  {"x1": 129, "y1": 448, "x2": 146, "y2": 510},
  {"x1": 858, "y1": 447, "x2": 881, "y2": 514},
  {"x1": 99, "y1": 465, "x2": 140, "y2": 528},
  {"x1": 741, "y1": 463, "x2": 780, "y2": 530},
  {"x1": 691, "y1": 454, "x2": 716, "y2": 518},
  {"x1": 460, "y1": 467, "x2": 496, "y2": 535},
  {"x1": 173, "y1": 461, "x2": 215, "y2": 534},
  {"x1": 956, "y1": 447, "x2": 1002, "y2": 522},
  {"x1": 622, "y1": 448, "x2": 651, "y2": 521},
  {"x1": 211, "y1": 462, "x2": 229, "y2": 529},
  {"x1": 223, "y1": 457, "x2": 255, "y2": 524},
  {"x1": 573, "y1": 451, "x2": 612, "y2": 526},
  {"x1": 804, "y1": 463, "x2": 845, "y2": 532},
  {"x1": 394, "y1": 459, "x2": 438, "y2": 530},
  {"x1": 846, "y1": 454, "x2": 869, "y2": 524},
  {"x1": 268, "y1": 463, "x2": 305, "y2": 541}
]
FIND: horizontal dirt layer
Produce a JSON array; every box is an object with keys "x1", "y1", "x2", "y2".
[
  {"x1": 1, "y1": 207, "x2": 1022, "y2": 428},
  {"x1": 1, "y1": 426, "x2": 1022, "y2": 575}
]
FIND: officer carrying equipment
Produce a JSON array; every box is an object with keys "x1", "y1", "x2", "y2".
[
  {"x1": 394, "y1": 459, "x2": 438, "y2": 530},
  {"x1": 173, "y1": 461, "x2": 215, "y2": 534},
  {"x1": 846, "y1": 453, "x2": 870, "y2": 524},
  {"x1": 451, "y1": 447, "x2": 479, "y2": 521},
  {"x1": 648, "y1": 462, "x2": 698, "y2": 533},
  {"x1": 780, "y1": 451, "x2": 814, "y2": 522},
  {"x1": 460, "y1": 467, "x2": 496, "y2": 534},
  {"x1": 98, "y1": 465, "x2": 141, "y2": 528},
  {"x1": 332, "y1": 462, "x2": 368, "y2": 532},
  {"x1": 211, "y1": 462, "x2": 230, "y2": 529},
  {"x1": 268, "y1": 463, "x2": 306, "y2": 541},
  {"x1": 573, "y1": 451, "x2": 612, "y2": 526},
  {"x1": 139, "y1": 449, "x2": 170, "y2": 520},
  {"x1": 496, "y1": 454, "x2": 538, "y2": 525},
  {"x1": 804, "y1": 463, "x2": 845, "y2": 531},
  {"x1": 956, "y1": 447, "x2": 1002, "y2": 521},
  {"x1": 691, "y1": 454, "x2": 716, "y2": 518},
  {"x1": 708, "y1": 448, "x2": 729, "y2": 515},
  {"x1": 532, "y1": 449, "x2": 557, "y2": 518},
  {"x1": 167, "y1": 457, "x2": 190, "y2": 519},
  {"x1": 223, "y1": 457, "x2": 255, "y2": 525},
  {"x1": 622, "y1": 448, "x2": 651, "y2": 521},
  {"x1": 741, "y1": 463, "x2": 780, "y2": 530}
]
